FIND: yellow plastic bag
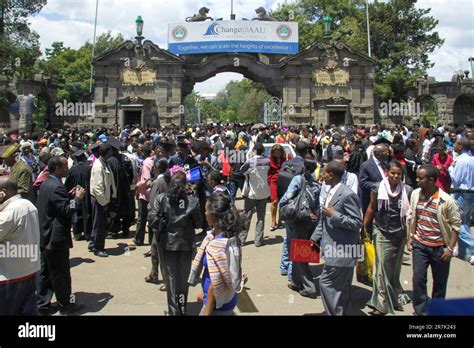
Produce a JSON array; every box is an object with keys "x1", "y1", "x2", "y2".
[{"x1": 356, "y1": 229, "x2": 375, "y2": 287}]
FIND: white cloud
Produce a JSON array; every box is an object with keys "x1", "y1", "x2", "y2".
[
  {"x1": 29, "y1": 0, "x2": 473, "y2": 92},
  {"x1": 415, "y1": 0, "x2": 474, "y2": 81},
  {"x1": 195, "y1": 72, "x2": 244, "y2": 95}
]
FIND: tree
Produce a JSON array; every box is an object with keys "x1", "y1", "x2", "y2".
[
  {"x1": 184, "y1": 79, "x2": 271, "y2": 124},
  {"x1": 0, "y1": 0, "x2": 45, "y2": 78},
  {"x1": 183, "y1": 91, "x2": 200, "y2": 124},
  {"x1": 214, "y1": 79, "x2": 271, "y2": 123},
  {"x1": 37, "y1": 32, "x2": 125, "y2": 103},
  {"x1": 272, "y1": 0, "x2": 444, "y2": 102}
]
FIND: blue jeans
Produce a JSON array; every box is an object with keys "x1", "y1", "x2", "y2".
[
  {"x1": 280, "y1": 226, "x2": 293, "y2": 279},
  {"x1": 454, "y1": 192, "x2": 474, "y2": 261},
  {"x1": 229, "y1": 178, "x2": 244, "y2": 203}
]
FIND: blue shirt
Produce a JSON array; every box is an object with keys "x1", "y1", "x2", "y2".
[
  {"x1": 449, "y1": 153, "x2": 474, "y2": 190},
  {"x1": 279, "y1": 174, "x2": 320, "y2": 211},
  {"x1": 201, "y1": 234, "x2": 238, "y2": 312}
]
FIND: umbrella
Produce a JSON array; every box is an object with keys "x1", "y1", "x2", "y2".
[{"x1": 251, "y1": 123, "x2": 267, "y2": 130}]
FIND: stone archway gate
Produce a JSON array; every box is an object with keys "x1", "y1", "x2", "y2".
[
  {"x1": 406, "y1": 77, "x2": 474, "y2": 126},
  {"x1": 92, "y1": 38, "x2": 377, "y2": 128},
  {"x1": 0, "y1": 76, "x2": 57, "y2": 133}
]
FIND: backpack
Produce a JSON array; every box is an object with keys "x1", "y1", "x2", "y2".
[
  {"x1": 277, "y1": 160, "x2": 305, "y2": 200},
  {"x1": 279, "y1": 176, "x2": 313, "y2": 222}
]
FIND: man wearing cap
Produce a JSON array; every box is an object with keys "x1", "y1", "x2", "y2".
[
  {"x1": 106, "y1": 137, "x2": 133, "y2": 239},
  {"x1": 89, "y1": 143, "x2": 116, "y2": 257},
  {"x1": 65, "y1": 149, "x2": 92, "y2": 241},
  {"x1": 176, "y1": 138, "x2": 197, "y2": 168},
  {"x1": 0, "y1": 144, "x2": 35, "y2": 204},
  {"x1": 20, "y1": 141, "x2": 39, "y2": 181},
  {"x1": 87, "y1": 142, "x2": 100, "y2": 166}
]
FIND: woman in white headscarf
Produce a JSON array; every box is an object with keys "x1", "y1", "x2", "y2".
[{"x1": 364, "y1": 160, "x2": 413, "y2": 315}]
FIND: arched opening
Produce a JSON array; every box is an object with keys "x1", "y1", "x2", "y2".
[
  {"x1": 182, "y1": 53, "x2": 283, "y2": 98},
  {"x1": 453, "y1": 95, "x2": 474, "y2": 126},
  {"x1": 0, "y1": 92, "x2": 20, "y2": 132},
  {"x1": 184, "y1": 72, "x2": 273, "y2": 125}
]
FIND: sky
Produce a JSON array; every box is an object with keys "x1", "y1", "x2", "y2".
[{"x1": 29, "y1": 0, "x2": 474, "y2": 96}]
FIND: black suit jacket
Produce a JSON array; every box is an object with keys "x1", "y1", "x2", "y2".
[
  {"x1": 359, "y1": 157, "x2": 384, "y2": 213},
  {"x1": 37, "y1": 176, "x2": 78, "y2": 250}
]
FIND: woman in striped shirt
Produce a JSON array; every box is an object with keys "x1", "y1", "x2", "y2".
[{"x1": 188, "y1": 191, "x2": 244, "y2": 315}]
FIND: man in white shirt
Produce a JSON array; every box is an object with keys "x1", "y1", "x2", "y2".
[
  {"x1": 0, "y1": 176, "x2": 40, "y2": 315},
  {"x1": 320, "y1": 158, "x2": 358, "y2": 206},
  {"x1": 422, "y1": 133, "x2": 432, "y2": 162}
]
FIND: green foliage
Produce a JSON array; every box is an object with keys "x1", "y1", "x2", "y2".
[
  {"x1": 215, "y1": 79, "x2": 270, "y2": 123},
  {"x1": 184, "y1": 79, "x2": 271, "y2": 124},
  {"x1": 37, "y1": 32, "x2": 125, "y2": 103},
  {"x1": 0, "y1": 0, "x2": 45, "y2": 78},
  {"x1": 272, "y1": 0, "x2": 444, "y2": 102},
  {"x1": 183, "y1": 91, "x2": 199, "y2": 124}
]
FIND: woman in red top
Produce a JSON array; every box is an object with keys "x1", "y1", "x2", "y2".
[
  {"x1": 275, "y1": 131, "x2": 286, "y2": 144},
  {"x1": 431, "y1": 142, "x2": 453, "y2": 193},
  {"x1": 268, "y1": 144, "x2": 286, "y2": 231}
]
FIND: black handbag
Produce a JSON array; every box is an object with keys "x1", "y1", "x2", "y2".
[{"x1": 279, "y1": 176, "x2": 312, "y2": 222}]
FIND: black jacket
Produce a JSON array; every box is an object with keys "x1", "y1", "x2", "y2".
[
  {"x1": 359, "y1": 157, "x2": 384, "y2": 213},
  {"x1": 37, "y1": 175, "x2": 79, "y2": 250},
  {"x1": 404, "y1": 148, "x2": 422, "y2": 188},
  {"x1": 148, "y1": 193, "x2": 201, "y2": 252},
  {"x1": 347, "y1": 144, "x2": 367, "y2": 175}
]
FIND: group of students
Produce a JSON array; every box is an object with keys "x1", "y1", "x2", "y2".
[
  {"x1": 267, "y1": 124, "x2": 473, "y2": 316},
  {"x1": 0, "y1": 121, "x2": 473, "y2": 316}
]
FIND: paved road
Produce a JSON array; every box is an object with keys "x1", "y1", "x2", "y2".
[{"x1": 65, "y1": 198, "x2": 474, "y2": 316}]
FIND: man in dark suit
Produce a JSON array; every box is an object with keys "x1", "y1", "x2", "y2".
[
  {"x1": 107, "y1": 137, "x2": 134, "y2": 239},
  {"x1": 311, "y1": 161, "x2": 363, "y2": 315},
  {"x1": 359, "y1": 144, "x2": 389, "y2": 214},
  {"x1": 65, "y1": 149, "x2": 92, "y2": 241},
  {"x1": 36, "y1": 156, "x2": 85, "y2": 315}
]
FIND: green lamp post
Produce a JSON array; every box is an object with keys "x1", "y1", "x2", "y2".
[
  {"x1": 322, "y1": 15, "x2": 333, "y2": 36},
  {"x1": 135, "y1": 16, "x2": 144, "y2": 44}
]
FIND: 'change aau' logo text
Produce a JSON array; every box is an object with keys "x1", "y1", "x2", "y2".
[
  {"x1": 276, "y1": 25, "x2": 292, "y2": 40},
  {"x1": 204, "y1": 22, "x2": 220, "y2": 36},
  {"x1": 172, "y1": 26, "x2": 187, "y2": 41}
]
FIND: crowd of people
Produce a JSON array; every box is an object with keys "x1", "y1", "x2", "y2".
[{"x1": 0, "y1": 120, "x2": 473, "y2": 316}]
